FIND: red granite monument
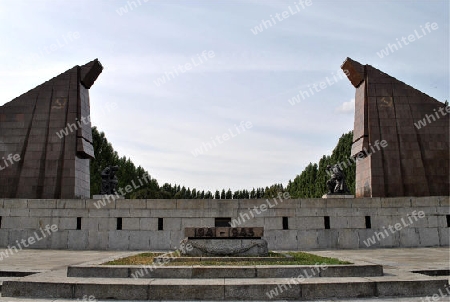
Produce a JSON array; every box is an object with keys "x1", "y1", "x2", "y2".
[
  {"x1": 342, "y1": 57, "x2": 449, "y2": 197},
  {"x1": 0, "y1": 59, "x2": 102, "y2": 198}
]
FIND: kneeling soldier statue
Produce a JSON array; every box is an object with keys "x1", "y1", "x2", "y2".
[
  {"x1": 100, "y1": 165, "x2": 119, "y2": 195},
  {"x1": 326, "y1": 164, "x2": 350, "y2": 194}
]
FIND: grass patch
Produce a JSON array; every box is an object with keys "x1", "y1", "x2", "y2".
[
  {"x1": 105, "y1": 253, "x2": 163, "y2": 265},
  {"x1": 285, "y1": 252, "x2": 351, "y2": 265},
  {"x1": 104, "y1": 251, "x2": 351, "y2": 266}
]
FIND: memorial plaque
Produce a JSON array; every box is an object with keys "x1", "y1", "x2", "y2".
[{"x1": 184, "y1": 227, "x2": 263, "y2": 239}]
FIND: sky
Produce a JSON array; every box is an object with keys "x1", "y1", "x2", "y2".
[{"x1": 0, "y1": 0, "x2": 448, "y2": 193}]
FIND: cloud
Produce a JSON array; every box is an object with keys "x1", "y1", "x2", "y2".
[{"x1": 336, "y1": 99, "x2": 355, "y2": 114}]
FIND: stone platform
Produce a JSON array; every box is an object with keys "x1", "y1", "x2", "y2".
[
  {"x1": 67, "y1": 263, "x2": 384, "y2": 279},
  {"x1": 2, "y1": 266, "x2": 446, "y2": 300},
  {"x1": 1, "y1": 248, "x2": 448, "y2": 301}
]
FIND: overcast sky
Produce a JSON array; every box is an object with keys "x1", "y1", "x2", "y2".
[{"x1": 0, "y1": 0, "x2": 448, "y2": 192}]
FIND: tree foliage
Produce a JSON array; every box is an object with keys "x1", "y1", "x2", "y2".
[
  {"x1": 90, "y1": 127, "x2": 354, "y2": 199},
  {"x1": 286, "y1": 131, "x2": 355, "y2": 198}
]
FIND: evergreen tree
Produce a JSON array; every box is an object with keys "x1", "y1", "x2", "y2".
[
  {"x1": 226, "y1": 189, "x2": 232, "y2": 199},
  {"x1": 90, "y1": 127, "x2": 119, "y2": 196},
  {"x1": 91, "y1": 126, "x2": 354, "y2": 200},
  {"x1": 287, "y1": 131, "x2": 355, "y2": 198},
  {"x1": 90, "y1": 127, "x2": 160, "y2": 199}
]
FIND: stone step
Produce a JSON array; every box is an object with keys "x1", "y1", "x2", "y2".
[
  {"x1": 0, "y1": 278, "x2": 23, "y2": 294},
  {"x1": 2, "y1": 275, "x2": 448, "y2": 300},
  {"x1": 0, "y1": 271, "x2": 40, "y2": 293},
  {"x1": 67, "y1": 264, "x2": 384, "y2": 279}
]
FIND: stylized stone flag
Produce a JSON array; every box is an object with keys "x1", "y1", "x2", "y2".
[
  {"x1": 342, "y1": 57, "x2": 449, "y2": 197},
  {"x1": 0, "y1": 59, "x2": 103, "y2": 198}
]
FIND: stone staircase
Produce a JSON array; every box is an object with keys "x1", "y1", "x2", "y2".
[
  {"x1": 0, "y1": 271, "x2": 37, "y2": 297},
  {"x1": 2, "y1": 263, "x2": 448, "y2": 300}
]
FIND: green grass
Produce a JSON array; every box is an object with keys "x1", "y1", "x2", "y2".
[
  {"x1": 105, "y1": 253, "x2": 163, "y2": 265},
  {"x1": 285, "y1": 252, "x2": 351, "y2": 265},
  {"x1": 104, "y1": 251, "x2": 351, "y2": 266}
]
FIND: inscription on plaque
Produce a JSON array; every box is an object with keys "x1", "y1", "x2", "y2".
[
  {"x1": 185, "y1": 227, "x2": 263, "y2": 239},
  {"x1": 230, "y1": 227, "x2": 255, "y2": 237},
  {"x1": 196, "y1": 227, "x2": 214, "y2": 237}
]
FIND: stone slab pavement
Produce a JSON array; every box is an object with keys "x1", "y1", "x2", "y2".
[
  {"x1": 0, "y1": 250, "x2": 139, "y2": 272},
  {"x1": 308, "y1": 247, "x2": 450, "y2": 272},
  {"x1": 0, "y1": 297, "x2": 449, "y2": 301},
  {"x1": 0, "y1": 248, "x2": 448, "y2": 301}
]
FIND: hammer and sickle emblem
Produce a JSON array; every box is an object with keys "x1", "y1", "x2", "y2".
[
  {"x1": 380, "y1": 97, "x2": 393, "y2": 107},
  {"x1": 52, "y1": 98, "x2": 67, "y2": 110}
]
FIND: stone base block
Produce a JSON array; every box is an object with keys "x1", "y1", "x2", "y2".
[{"x1": 180, "y1": 238, "x2": 268, "y2": 257}]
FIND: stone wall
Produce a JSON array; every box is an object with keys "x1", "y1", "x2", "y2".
[{"x1": 0, "y1": 197, "x2": 448, "y2": 250}]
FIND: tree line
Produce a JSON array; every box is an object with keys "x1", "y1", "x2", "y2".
[
  {"x1": 90, "y1": 127, "x2": 355, "y2": 199},
  {"x1": 286, "y1": 132, "x2": 355, "y2": 198}
]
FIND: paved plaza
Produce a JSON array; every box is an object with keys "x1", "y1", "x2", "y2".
[{"x1": 0, "y1": 248, "x2": 448, "y2": 301}]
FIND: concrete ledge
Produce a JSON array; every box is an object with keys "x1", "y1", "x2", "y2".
[
  {"x1": 116, "y1": 199, "x2": 146, "y2": 209},
  {"x1": 149, "y1": 282, "x2": 225, "y2": 300},
  {"x1": 75, "y1": 283, "x2": 148, "y2": 300},
  {"x1": 322, "y1": 265, "x2": 383, "y2": 277},
  {"x1": 374, "y1": 280, "x2": 450, "y2": 297},
  {"x1": 27, "y1": 200, "x2": 57, "y2": 209},
  {"x1": 56, "y1": 199, "x2": 86, "y2": 209},
  {"x1": 147, "y1": 199, "x2": 177, "y2": 209},
  {"x1": 67, "y1": 266, "x2": 129, "y2": 278},
  {"x1": 87, "y1": 198, "x2": 116, "y2": 209},
  {"x1": 301, "y1": 279, "x2": 376, "y2": 299},
  {"x1": 129, "y1": 267, "x2": 192, "y2": 279},
  {"x1": 2, "y1": 281, "x2": 73, "y2": 298},
  {"x1": 192, "y1": 266, "x2": 255, "y2": 278},
  {"x1": 381, "y1": 198, "x2": 412, "y2": 208},
  {"x1": 3, "y1": 199, "x2": 28, "y2": 209},
  {"x1": 257, "y1": 265, "x2": 383, "y2": 278},
  {"x1": 67, "y1": 264, "x2": 383, "y2": 279},
  {"x1": 224, "y1": 280, "x2": 301, "y2": 300},
  {"x1": 322, "y1": 195, "x2": 355, "y2": 199},
  {"x1": 3, "y1": 277, "x2": 447, "y2": 300}
]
